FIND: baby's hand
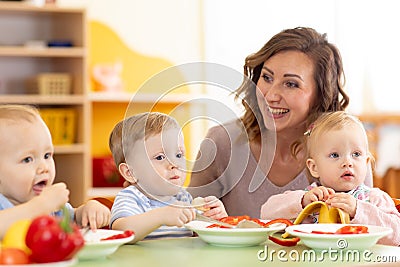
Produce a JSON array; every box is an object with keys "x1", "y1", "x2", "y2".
[
  {"x1": 302, "y1": 186, "x2": 335, "y2": 207},
  {"x1": 37, "y1": 183, "x2": 69, "y2": 213},
  {"x1": 79, "y1": 200, "x2": 111, "y2": 230},
  {"x1": 326, "y1": 193, "x2": 357, "y2": 218},
  {"x1": 159, "y1": 205, "x2": 196, "y2": 227},
  {"x1": 200, "y1": 196, "x2": 228, "y2": 220}
]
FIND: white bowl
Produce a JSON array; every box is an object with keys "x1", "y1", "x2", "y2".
[
  {"x1": 285, "y1": 224, "x2": 392, "y2": 250},
  {"x1": 77, "y1": 229, "x2": 134, "y2": 260},
  {"x1": 185, "y1": 220, "x2": 286, "y2": 247}
]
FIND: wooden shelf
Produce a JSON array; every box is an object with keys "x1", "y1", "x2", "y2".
[
  {"x1": 89, "y1": 92, "x2": 209, "y2": 104},
  {"x1": 0, "y1": 2, "x2": 84, "y2": 13},
  {"x1": 0, "y1": 4, "x2": 89, "y2": 206},
  {"x1": 0, "y1": 46, "x2": 85, "y2": 57},
  {"x1": 0, "y1": 94, "x2": 86, "y2": 105}
]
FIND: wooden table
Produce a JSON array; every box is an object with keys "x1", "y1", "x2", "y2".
[{"x1": 74, "y1": 237, "x2": 400, "y2": 267}]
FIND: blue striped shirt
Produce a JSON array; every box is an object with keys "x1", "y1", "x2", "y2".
[{"x1": 110, "y1": 186, "x2": 193, "y2": 239}]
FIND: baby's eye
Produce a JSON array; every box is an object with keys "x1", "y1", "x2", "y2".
[
  {"x1": 176, "y1": 152, "x2": 184, "y2": 159},
  {"x1": 352, "y1": 151, "x2": 362, "y2": 158},
  {"x1": 155, "y1": 155, "x2": 165, "y2": 161},
  {"x1": 44, "y1": 152, "x2": 53, "y2": 160},
  {"x1": 22, "y1": 157, "x2": 33, "y2": 163},
  {"x1": 329, "y1": 152, "x2": 339, "y2": 158}
]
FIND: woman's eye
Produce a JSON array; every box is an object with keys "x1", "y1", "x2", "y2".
[
  {"x1": 22, "y1": 157, "x2": 33, "y2": 163},
  {"x1": 285, "y1": 81, "x2": 299, "y2": 88},
  {"x1": 329, "y1": 153, "x2": 339, "y2": 158},
  {"x1": 261, "y1": 74, "x2": 272, "y2": 83},
  {"x1": 155, "y1": 155, "x2": 165, "y2": 161}
]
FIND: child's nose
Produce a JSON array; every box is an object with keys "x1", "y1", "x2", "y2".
[
  {"x1": 341, "y1": 156, "x2": 353, "y2": 168},
  {"x1": 37, "y1": 160, "x2": 49, "y2": 174}
]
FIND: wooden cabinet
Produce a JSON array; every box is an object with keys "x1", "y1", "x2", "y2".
[{"x1": 0, "y1": 2, "x2": 89, "y2": 206}]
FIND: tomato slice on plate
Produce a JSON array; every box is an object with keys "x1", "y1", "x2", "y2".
[{"x1": 335, "y1": 225, "x2": 368, "y2": 234}]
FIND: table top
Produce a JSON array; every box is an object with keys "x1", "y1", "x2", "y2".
[{"x1": 74, "y1": 237, "x2": 400, "y2": 267}]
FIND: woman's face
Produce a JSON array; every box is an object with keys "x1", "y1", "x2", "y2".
[{"x1": 256, "y1": 50, "x2": 317, "y2": 133}]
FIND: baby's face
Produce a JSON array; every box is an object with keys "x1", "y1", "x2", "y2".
[
  {"x1": 0, "y1": 118, "x2": 55, "y2": 205},
  {"x1": 127, "y1": 127, "x2": 186, "y2": 198},
  {"x1": 308, "y1": 124, "x2": 369, "y2": 192}
]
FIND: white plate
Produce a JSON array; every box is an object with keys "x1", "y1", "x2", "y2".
[
  {"x1": 185, "y1": 220, "x2": 286, "y2": 247},
  {"x1": 0, "y1": 258, "x2": 76, "y2": 267},
  {"x1": 77, "y1": 229, "x2": 134, "y2": 260},
  {"x1": 285, "y1": 224, "x2": 393, "y2": 250}
]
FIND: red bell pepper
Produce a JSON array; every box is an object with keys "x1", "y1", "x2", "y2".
[
  {"x1": 263, "y1": 218, "x2": 293, "y2": 228},
  {"x1": 268, "y1": 235, "x2": 300, "y2": 247},
  {"x1": 25, "y1": 207, "x2": 84, "y2": 263},
  {"x1": 335, "y1": 225, "x2": 368, "y2": 234}
]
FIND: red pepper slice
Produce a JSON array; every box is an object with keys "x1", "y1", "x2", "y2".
[
  {"x1": 335, "y1": 225, "x2": 368, "y2": 234},
  {"x1": 263, "y1": 218, "x2": 293, "y2": 228},
  {"x1": 268, "y1": 235, "x2": 300, "y2": 247},
  {"x1": 101, "y1": 230, "x2": 134, "y2": 241},
  {"x1": 311, "y1": 230, "x2": 335, "y2": 234}
]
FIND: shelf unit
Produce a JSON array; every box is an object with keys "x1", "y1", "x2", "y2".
[{"x1": 0, "y1": 2, "x2": 89, "y2": 207}]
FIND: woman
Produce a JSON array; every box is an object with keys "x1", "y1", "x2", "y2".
[{"x1": 189, "y1": 27, "x2": 372, "y2": 218}]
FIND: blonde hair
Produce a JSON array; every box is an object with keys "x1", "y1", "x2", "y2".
[
  {"x1": 305, "y1": 111, "x2": 369, "y2": 158},
  {"x1": 109, "y1": 112, "x2": 180, "y2": 167},
  {"x1": 0, "y1": 104, "x2": 40, "y2": 123},
  {"x1": 295, "y1": 111, "x2": 374, "y2": 181}
]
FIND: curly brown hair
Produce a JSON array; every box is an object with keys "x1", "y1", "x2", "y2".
[{"x1": 234, "y1": 27, "x2": 349, "y2": 141}]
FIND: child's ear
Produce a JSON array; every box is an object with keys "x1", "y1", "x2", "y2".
[
  {"x1": 306, "y1": 158, "x2": 320, "y2": 178},
  {"x1": 119, "y1": 163, "x2": 137, "y2": 184}
]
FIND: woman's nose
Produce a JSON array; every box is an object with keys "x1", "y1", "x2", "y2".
[{"x1": 264, "y1": 84, "x2": 281, "y2": 102}]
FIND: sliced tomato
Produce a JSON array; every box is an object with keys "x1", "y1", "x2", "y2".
[
  {"x1": 335, "y1": 225, "x2": 368, "y2": 234},
  {"x1": 268, "y1": 236, "x2": 300, "y2": 247}
]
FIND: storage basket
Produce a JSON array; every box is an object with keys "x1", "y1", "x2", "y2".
[
  {"x1": 40, "y1": 108, "x2": 76, "y2": 145},
  {"x1": 27, "y1": 73, "x2": 71, "y2": 95}
]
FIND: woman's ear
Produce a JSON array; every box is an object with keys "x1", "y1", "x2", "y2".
[
  {"x1": 118, "y1": 163, "x2": 137, "y2": 184},
  {"x1": 306, "y1": 158, "x2": 320, "y2": 178}
]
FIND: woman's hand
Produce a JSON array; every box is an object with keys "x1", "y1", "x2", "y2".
[
  {"x1": 302, "y1": 186, "x2": 335, "y2": 207},
  {"x1": 326, "y1": 193, "x2": 357, "y2": 218},
  {"x1": 201, "y1": 196, "x2": 228, "y2": 220}
]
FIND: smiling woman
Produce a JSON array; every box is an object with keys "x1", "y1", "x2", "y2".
[{"x1": 188, "y1": 27, "x2": 365, "y2": 218}]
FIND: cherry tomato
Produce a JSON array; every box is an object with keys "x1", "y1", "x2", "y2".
[
  {"x1": 335, "y1": 225, "x2": 368, "y2": 234},
  {"x1": 0, "y1": 248, "x2": 30, "y2": 265}
]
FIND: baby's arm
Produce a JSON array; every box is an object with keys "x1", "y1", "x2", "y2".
[
  {"x1": 112, "y1": 204, "x2": 196, "y2": 243},
  {"x1": 350, "y1": 189, "x2": 400, "y2": 246},
  {"x1": 74, "y1": 200, "x2": 111, "y2": 230},
  {"x1": 0, "y1": 183, "x2": 69, "y2": 238}
]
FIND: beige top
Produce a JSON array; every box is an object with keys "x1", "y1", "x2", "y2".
[{"x1": 189, "y1": 120, "x2": 374, "y2": 218}]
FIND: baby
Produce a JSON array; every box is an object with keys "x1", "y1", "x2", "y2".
[
  {"x1": 109, "y1": 112, "x2": 227, "y2": 243},
  {"x1": 0, "y1": 104, "x2": 110, "y2": 238},
  {"x1": 261, "y1": 111, "x2": 400, "y2": 246}
]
